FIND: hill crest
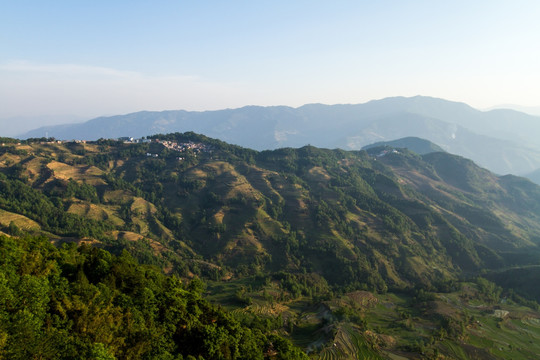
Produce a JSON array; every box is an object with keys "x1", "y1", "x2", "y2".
[{"x1": 20, "y1": 96, "x2": 540, "y2": 178}]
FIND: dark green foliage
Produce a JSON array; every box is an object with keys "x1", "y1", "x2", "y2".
[
  {"x1": 474, "y1": 277, "x2": 501, "y2": 302},
  {"x1": 1, "y1": 132, "x2": 540, "y2": 310},
  {"x1": 486, "y1": 267, "x2": 540, "y2": 304},
  {"x1": 65, "y1": 179, "x2": 100, "y2": 203},
  {"x1": 5, "y1": 221, "x2": 23, "y2": 237},
  {"x1": 0, "y1": 235, "x2": 306, "y2": 359},
  {"x1": 0, "y1": 176, "x2": 111, "y2": 238},
  {"x1": 272, "y1": 272, "x2": 330, "y2": 299},
  {"x1": 0, "y1": 146, "x2": 27, "y2": 156},
  {"x1": 0, "y1": 137, "x2": 21, "y2": 144}
]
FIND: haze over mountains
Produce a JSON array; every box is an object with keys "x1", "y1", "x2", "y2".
[{"x1": 22, "y1": 96, "x2": 540, "y2": 179}]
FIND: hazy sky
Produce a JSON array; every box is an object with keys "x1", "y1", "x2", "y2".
[{"x1": 2, "y1": 1, "x2": 540, "y2": 134}]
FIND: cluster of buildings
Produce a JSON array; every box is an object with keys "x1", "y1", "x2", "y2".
[
  {"x1": 155, "y1": 139, "x2": 212, "y2": 154},
  {"x1": 121, "y1": 137, "x2": 213, "y2": 160}
]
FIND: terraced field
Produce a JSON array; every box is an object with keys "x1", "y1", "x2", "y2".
[
  {"x1": 47, "y1": 161, "x2": 105, "y2": 185},
  {"x1": 0, "y1": 208, "x2": 41, "y2": 231},
  {"x1": 316, "y1": 324, "x2": 382, "y2": 360}
]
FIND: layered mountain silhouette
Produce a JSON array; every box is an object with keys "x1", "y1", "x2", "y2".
[{"x1": 22, "y1": 96, "x2": 540, "y2": 178}]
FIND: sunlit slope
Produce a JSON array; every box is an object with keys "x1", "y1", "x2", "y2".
[{"x1": 1, "y1": 134, "x2": 540, "y2": 290}]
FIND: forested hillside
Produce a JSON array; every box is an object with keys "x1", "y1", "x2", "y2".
[
  {"x1": 0, "y1": 234, "x2": 306, "y2": 359},
  {"x1": 1, "y1": 133, "x2": 540, "y2": 359}
]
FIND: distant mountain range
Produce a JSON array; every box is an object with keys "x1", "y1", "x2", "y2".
[
  {"x1": 486, "y1": 104, "x2": 540, "y2": 116},
  {"x1": 21, "y1": 96, "x2": 540, "y2": 178}
]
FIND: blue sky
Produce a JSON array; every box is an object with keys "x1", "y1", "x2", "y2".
[{"x1": 2, "y1": 1, "x2": 540, "y2": 133}]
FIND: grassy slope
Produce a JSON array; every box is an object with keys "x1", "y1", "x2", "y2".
[
  {"x1": 2, "y1": 136, "x2": 540, "y2": 358},
  {"x1": 3, "y1": 138, "x2": 540, "y2": 281}
]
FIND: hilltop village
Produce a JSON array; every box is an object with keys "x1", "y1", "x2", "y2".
[
  {"x1": 122, "y1": 137, "x2": 213, "y2": 159},
  {"x1": 0, "y1": 136, "x2": 214, "y2": 159},
  {"x1": 154, "y1": 139, "x2": 213, "y2": 153}
]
